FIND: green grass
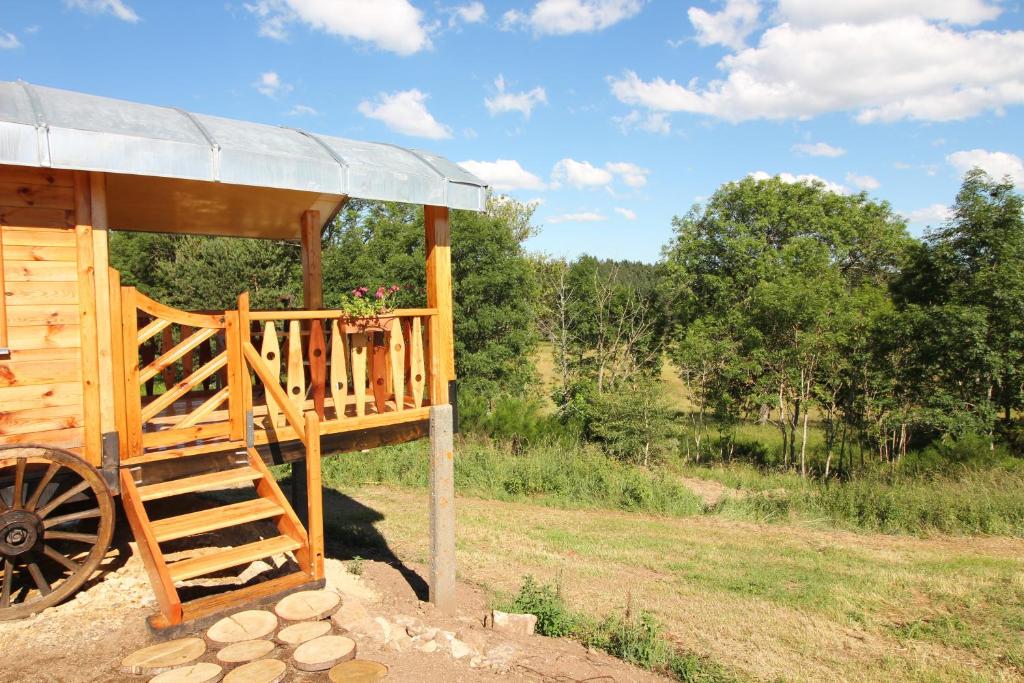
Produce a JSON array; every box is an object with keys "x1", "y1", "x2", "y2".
[
  {"x1": 495, "y1": 576, "x2": 736, "y2": 682},
  {"x1": 322, "y1": 435, "x2": 704, "y2": 517}
]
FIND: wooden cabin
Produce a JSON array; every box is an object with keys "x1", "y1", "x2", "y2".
[{"x1": 0, "y1": 81, "x2": 483, "y2": 627}]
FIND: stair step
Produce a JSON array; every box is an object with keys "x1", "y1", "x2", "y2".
[
  {"x1": 125, "y1": 440, "x2": 247, "y2": 466},
  {"x1": 138, "y1": 467, "x2": 263, "y2": 502},
  {"x1": 151, "y1": 498, "x2": 284, "y2": 543},
  {"x1": 167, "y1": 536, "x2": 303, "y2": 582}
]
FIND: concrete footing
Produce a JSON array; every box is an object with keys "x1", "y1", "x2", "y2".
[{"x1": 429, "y1": 404, "x2": 456, "y2": 613}]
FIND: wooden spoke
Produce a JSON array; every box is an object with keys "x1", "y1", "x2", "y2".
[
  {"x1": 12, "y1": 459, "x2": 26, "y2": 510},
  {"x1": 25, "y1": 463, "x2": 59, "y2": 512},
  {"x1": 26, "y1": 562, "x2": 51, "y2": 596},
  {"x1": 1, "y1": 559, "x2": 11, "y2": 608},
  {"x1": 36, "y1": 480, "x2": 90, "y2": 519},
  {"x1": 43, "y1": 507, "x2": 101, "y2": 528},
  {"x1": 45, "y1": 531, "x2": 98, "y2": 544},
  {"x1": 42, "y1": 545, "x2": 81, "y2": 573}
]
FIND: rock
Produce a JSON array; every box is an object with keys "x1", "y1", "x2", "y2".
[
  {"x1": 449, "y1": 638, "x2": 475, "y2": 659},
  {"x1": 393, "y1": 614, "x2": 424, "y2": 635},
  {"x1": 487, "y1": 610, "x2": 537, "y2": 636},
  {"x1": 419, "y1": 627, "x2": 439, "y2": 641},
  {"x1": 373, "y1": 617, "x2": 393, "y2": 642},
  {"x1": 331, "y1": 600, "x2": 371, "y2": 633},
  {"x1": 470, "y1": 656, "x2": 485, "y2": 668},
  {"x1": 484, "y1": 643, "x2": 518, "y2": 671},
  {"x1": 456, "y1": 627, "x2": 488, "y2": 654},
  {"x1": 415, "y1": 639, "x2": 439, "y2": 654},
  {"x1": 275, "y1": 590, "x2": 341, "y2": 622},
  {"x1": 385, "y1": 630, "x2": 411, "y2": 652},
  {"x1": 121, "y1": 637, "x2": 207, "y2": 675}
]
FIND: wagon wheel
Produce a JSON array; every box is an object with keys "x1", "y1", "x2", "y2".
[{"x1": 0, "y1": 444, "x2": 115, "y2": 621}]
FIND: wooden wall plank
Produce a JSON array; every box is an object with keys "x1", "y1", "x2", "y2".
[
  {"x1": 1, "y1": 347, "x2": 79, "y2": 363},
  {"x1": 0, "y1": 206, "x2": 75, "y2": 229},
  {"x1": 0, "y1": 404, "x2": 82, "y2": 437},
  {"x1": 1, "y1": 226, "x2": 76, "y2": 247},
  {"x1": 0, "y1": 166, "x2": 74, "y2": 188},
  {"x1": 4, "y1": 305, "x2": 80, "y2": 327},
  {"x1": 0, "y1": 426, "x2": 84, "y2": 449},
  {"x1": 4, "y1": 260, "x2": 78, "y2": 281},
  {"x1": 0, "y1": 358, "x2": 83, "y2": 388},
  {"x1": 0, "y1": 181, "x2": 76, "y2": 210},
  {"x1": 0, "y1": 382, "x2": 83, "y2": 411},
  {"x1": 6, "y1": 324, "x2": 81, "y2": 349},
  {"x1": 4, "y1": 281, "x2": 79, "y2": 305},
  {"x1": 2, "y1": 244, "x2": 78, "y2": 262}
]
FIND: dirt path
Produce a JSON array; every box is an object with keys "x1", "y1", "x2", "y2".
[{"x1": 0, "y1": 522, "x2": 666, "y2": 683}]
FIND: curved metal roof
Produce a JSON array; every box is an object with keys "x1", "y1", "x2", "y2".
[{"x1": 0, "y1": 81, "x2": 487, "y2": 211}]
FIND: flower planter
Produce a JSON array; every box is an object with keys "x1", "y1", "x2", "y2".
[{"x1": 340, "y1": 315, "x2": 396, "y2": 336}]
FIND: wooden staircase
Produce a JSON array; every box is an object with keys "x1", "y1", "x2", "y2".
[{"x1": 119, "y1": 445, "x2": 323, "y2": 630}]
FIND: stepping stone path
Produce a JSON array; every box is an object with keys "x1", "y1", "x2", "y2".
[
  {"x1": 222, "y1": 659, "x2": 287, "y2": 683},
  {"x1": 274, "y1": 589, "x2": 341, "y2": 622},
  {"x1": 121, "y1": 637, "x2": 207, "y2": 675},
  {"x1": 328, "y1": 659, "x2": 389, "y2": 682},
  {"x1": 149, "y1": 663, "x2": 224, "y2": 683},
  {"x1": 276, "y1": 620, "x2": 333, "y2": 646},
  {"x1": 292, "y1": 635, "x2": 357, "y2": 671},
  {"x1": 215, "y1": 639, "x2": 277, "y2": 666},
  {"x1": 207, "y1": 610, "x2": 278, "y2": 645}
]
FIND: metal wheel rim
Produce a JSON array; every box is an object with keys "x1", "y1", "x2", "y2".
[{"x1": 0, "y1": 444, "x2": 115, "y2": 620}]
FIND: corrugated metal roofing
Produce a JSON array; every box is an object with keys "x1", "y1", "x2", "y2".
[{"x1": 0, "y1": 81, "x2": 488, "y2": 211}]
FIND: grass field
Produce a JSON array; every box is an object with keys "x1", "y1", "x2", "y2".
[{"x1": 327, "y1": 485, "x2": 1024, "y2": 682}]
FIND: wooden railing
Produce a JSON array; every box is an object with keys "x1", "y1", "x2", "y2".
[
  {"x1": 238, "y1": 294, "x2": 438, "y2": 446},
  {"x1": 117, "y1": 287, "x2": 440, "y2": 461}
]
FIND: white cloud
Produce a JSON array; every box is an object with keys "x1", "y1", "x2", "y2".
[
  {"x1": 614, "y1": 207, "x2": 638, "y2": 220},
  {"x1": 458, "y1": 159, "x2": 547, "y2": 191},
  {"x1": 358, "y1": 89, "x2": 452, "y2": 139},
  {"x1": 254, "y1": 71, "x2": 291, "y2": 98},
  {"x1": 947, "y1": 149, "x2": 1024, "y2": 187},
  {"x1": 485, "y1": 75, "x2": 548, "y2": 118},
  {"x1": 609, "y1": 16, "x2": 1024, "y2": 123},
  {"x1": 552, "y1": 159, "x2": 614, "y2": 188},
  {"x1": 504, "y1": 0, "x2": 644, "y2": 35},
  {"x1": 749, "y1": 171, "x2": 847, "y2": 194},
  {"x1": 548, "y1": 211, "x2": 608, "y2": 224},
  {"x1": 244, "y1": 0, "x2": 430, "y2": 55},
  {"x1": 905, "y1": 203, "x2": 952, "y2": 225},
  {"x1": 613, "y1": 109, "x2": 671, "y2": 134},
  {"x1": 450, "y1": 2, "x2": 486, "y2": 26},
  {"x1": 775, "y1": 0, "x2": 1001, "y2": 27},
  {"x1": 845, "y1": 172, "x2": 881, "y2": 190},
  {"x1": 0, "y1": 31, "x2": 20, "y2": 49},
  {"x1": 65, "y1": 0, "x2": 139, "y2": 22},
  {"x1": 606, "y1": 161, "x2": 650, "y2": 187},
  {"x1": 688, "y1": 0, "x2": 760, "y2": 50},
  {"x1": 792, "y1": 142, "x2": 846, "y2": 158},
  {"x1": 286, "y1": 104, "x2": 319, "y2": 116}
]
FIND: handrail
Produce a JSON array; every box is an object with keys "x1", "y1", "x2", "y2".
[
  {"x1": 248, "y1": 307, "x2": 438, "y2": 321},
  {"x1": 135, "y1": 291, "x2": 227, "y2": 329}
]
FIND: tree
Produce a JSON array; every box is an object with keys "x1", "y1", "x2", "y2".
[{"x1": 663, "y1": 175, "x2": 912, "y2": 474}]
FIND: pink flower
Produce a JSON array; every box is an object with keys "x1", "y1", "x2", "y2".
[
  {"x1": 375, "y1": 286, "x2": 387, "y2": 300},
  {"x1": 390, "y1": 284, "x2": 401, "y2": 293}
]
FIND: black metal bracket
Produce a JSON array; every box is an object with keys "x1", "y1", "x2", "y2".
[
  {"x1": 100, "y1": 431, "x2": 120, "y2": 494},
  {"x1": 449, "y1": 379, "x2": 459, "y2": 434}
]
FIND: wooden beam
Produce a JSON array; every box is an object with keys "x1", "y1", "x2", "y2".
[
  {"x1": 304, "y1": 410, "x2": 324, "y2": 580},
  {"x1": 424, "y1": 205, "x2": 453, "y2": 405},
  {"x1": 300, "y1": 210, "x2": 322, "y2": 309},
  {"x1": 74, "y1": 172, "x2": 102, "y2": 466},
  {"x1": 0, "y1": 224, "x2": 7, "y2": 356},
  {"x1": 89, "y1": 173, "x2": 116, "y2": 436}
]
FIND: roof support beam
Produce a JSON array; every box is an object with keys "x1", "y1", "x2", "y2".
[{"x1": 425, "y1": 205, "x2": 453, "y2": 405}]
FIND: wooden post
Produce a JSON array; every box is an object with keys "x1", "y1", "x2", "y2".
[
  {"x1": 424, "y1": 206, "x2": 453, "y2": 405},
  {"x1": 293, "y1": 210, "x2": 322, "y2": 524},
  {"x1": 429, "y1": 403, "x2": 456, "y2": 613},
  {"x1": 74, "y1": 172, "x2": 102, "y2": 466},
  {"x1": 304, "y1": 410, "x2": 325, "y2": 580}
]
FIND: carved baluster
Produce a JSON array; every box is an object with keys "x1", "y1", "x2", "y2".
[
  {"x1": 287, "y1": 320, "x2": 306, "y2": 417},
  {"x1": 409, "y1": 317, "x2": 425, "y2": 408},
  {"x1": 389, "y1": 321, "x2": 406, "y2": 411},
  {"x1": 350, "y1": 332, "x2": 368, "y2": 417},
  {"x1": 260, "y1": 321, "x2": 282, "y2": 428},
  {"x1": 308, "y1": 319, "x2": 327, "y2": 419},
  {"x1": 370, "y1": 332, "x2": 388, "y2": 414},
  {"x1": 330, "y1": 320, "x2": 348, "y2": 419}
]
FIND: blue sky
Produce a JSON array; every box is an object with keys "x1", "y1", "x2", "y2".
[{"x1": 1, "y1": 0, "x2": 1023, "y2": 262}]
